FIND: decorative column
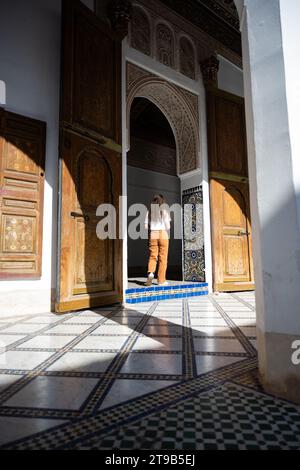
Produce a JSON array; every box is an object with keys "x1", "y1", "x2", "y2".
[
  {"x1": 238, "y1": 0, "x2": 300, "y2": 403},
  {"x1": 107, "y1": 0, "x2": 133, "y2": 39},
  {"x1": 200, "y1": 55, "x2": 220, "y2": 88}
]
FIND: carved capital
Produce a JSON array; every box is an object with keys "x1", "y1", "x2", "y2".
[
  {"x1": 107, "y1": 0, "x2": 132, "y2": 39},
  {"x1": 200, "y1": 55, "x2": 220, "y2": 88}
]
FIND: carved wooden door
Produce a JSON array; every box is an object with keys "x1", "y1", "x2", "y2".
[
  {"x1": 210, "y1": 178, "x2": 254, "y2": 291},
  {"x1": 56, "y1": 0, "x2": 123, "y2": 313},
  {"x1": 206, "y1": 88, "x2": 255, "y2": 292},
  {"x1": 0, "y1": 109, "x2": 46, "y2": 280}
]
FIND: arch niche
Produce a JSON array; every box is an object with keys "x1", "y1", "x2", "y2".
[{"x1": 126, "y1": 63, "x2": 199, "y2": 175}]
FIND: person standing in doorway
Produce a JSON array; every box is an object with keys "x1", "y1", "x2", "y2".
[{"x1": 145, "y1": 195, "x2": 171, "y2": 287}]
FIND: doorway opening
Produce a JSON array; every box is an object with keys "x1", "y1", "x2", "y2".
[{"x1": 127, "y1": 97, "x2": 183, "y2": 288}]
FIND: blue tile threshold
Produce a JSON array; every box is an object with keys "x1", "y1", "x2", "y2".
[{"x1": 125, "y1": 283, "x2": 209, "y2": 304}]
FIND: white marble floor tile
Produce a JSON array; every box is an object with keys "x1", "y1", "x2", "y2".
[
  {"x1": 239, "y1": 326, "x2": 257, "y2": 337},
  {"x1": 192, "y1": 326, "x2": 235, "y2": 337},
  {"x1": 226, "y1": 312, "x2": 256, "y2": 318},
  {"x1": 217, "y1": 306, "x2": 244, "y2": 311},
  {"x1": 193, "y1": 337, "x2": 246, "y2": 353},
  {"x1": 23, "y1": 316, "x2": 59, "y2": 325},
  {"x1": 0, "y1": 374, "x2": 23, "y2": 393},
  {"x1": 4, "y1": 376, "x2": 98, "y2": 410},
  {"x1": 91, "y1": 325, "x2": 135, "y2": 335},
  {"x1": 195, "y1": 355, "x2": 243, "y2": 376},
  {"x1": 146, "y1": 319, "x2": 170, "y2": 326},
  {"x1": 147, "y1": 317, "x2": 184, "y2": 326},
  {"x1": 153, "y1": 310, "x2": 182, "y2": 316},
  {"x1": 105, "y1": 319, "x2": 140, "y2": 328},
  {"x1": 0, "y1": 417, "x2": 66, "y2": 446},
  {"x1": 190, "y1": 318, "x2": 228, "y2": 327},
  {"x1": 152, "y1": 315, "x2": 183, "y2": 322},
  {"x1": 230, "y1": 319, "x2": 256, "y2": 327},
  {"x1": 1, "y1": 324, "x2": 45, "y2": 334},
  {"x1": 62, "y1": 317, "x2": 102, "y2": 325},
  {"x1": 99, "y1": 379, "x2": 177, "y2": 410},
  {"x1": 120, "y1": 353, "x2": 182, "y2": 375},
  {"x1": 0, "y1": 335, "x2": 27, "y2": 347},
  {"x1": 49, "y1": 324, "x2": 92, "y2": 335},
  {"x1": 142, "y1": 325, "x2": 182, "y2": 336},
  {"x1": 75, "y1": 335, "x2": 128, "y2": 350},
  {"x1": 78, "y1": 311, "x2": 112, "y2": 317},
  {"x1": 0, "y1": 350, "x2": 54, "y2": 370},
  {"x1": 133, "y1": 336, "x2": 182, "y2": 352},
  {"x1": 47, "y1": 351, "x2": 116, "y2": 373},
  {"x1": 189, "y1": 312, "x2": 222, "y2": 319},
  {"x1": 16, "y1": 335, "x2": 77, "y2": 350}
]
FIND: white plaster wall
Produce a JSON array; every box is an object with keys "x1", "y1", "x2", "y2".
[
  {"x1": 180, "y1": 171, "x2": 202, "y2": 193},
  {"x1": 0, "y1": 81, "x2": 6, "y2": 105},
  {"x1": 218, "y1": 55, "x2": 244, "y2": 97},
  {"x1": 240, "y1": 0, "x2": 300, "y2": 335},
  {"x1": 0, "y1": 0, "x2": 62, "y2": 314},
  {"x1": 0, "y1": 0, "x2": 93, "y2": 313},
  {"x1": 279, "y1": 0, "x2": 300, "y2": 234},
  {"x1": 237, "y1": 0, "x2": 300, "y2": 401}
]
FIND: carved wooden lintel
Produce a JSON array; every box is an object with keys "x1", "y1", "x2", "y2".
[
  {"x1": 200, "y1": 55, "x2": 220, "y2": 88},
  {"x1": 107, "y1": 0, "x2": 133, "y2": 40}
]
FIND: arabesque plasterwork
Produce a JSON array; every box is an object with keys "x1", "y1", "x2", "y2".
[{"x1": 126, "y1": 63, "x2": 199, "y2": 174}]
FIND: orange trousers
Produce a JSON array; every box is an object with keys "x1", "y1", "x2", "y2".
[{"x1": 147, "y1": 230, "x2": 169, "y2": 285}]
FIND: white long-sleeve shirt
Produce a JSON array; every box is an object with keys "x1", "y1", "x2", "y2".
[{"x1": 145, "y1": 209, "x2": 171, "y2": 231}]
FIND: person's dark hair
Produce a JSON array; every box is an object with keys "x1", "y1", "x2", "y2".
[
  {"x1": 148, "y1": 195, "x2": 168, "y2": 225},
  {"x1": 152, "y1": 194, "x2": 166, "y2": 206}
]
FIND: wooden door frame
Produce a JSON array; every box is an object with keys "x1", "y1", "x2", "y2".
[
  {"x1": 209, "y1": 177, "x2": 255, "y2": 292},
  {"x1": 206, "y1": 87, "x2": 255, "y2": 293},
  {"x1": 55, "y1": 0, "x2": 124, "y2": 313}
]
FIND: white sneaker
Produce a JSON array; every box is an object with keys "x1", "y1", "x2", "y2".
[
  {"x1": 145, "y1": 273, "x2": 154, "y2": 286},
  {"x1": 158, "y1": 281, "x2": 169, "y2": 286}
]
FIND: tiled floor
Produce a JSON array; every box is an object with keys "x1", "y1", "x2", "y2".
[{"x1": 0, "y1": 292, "x2": 299, "y2": 450}]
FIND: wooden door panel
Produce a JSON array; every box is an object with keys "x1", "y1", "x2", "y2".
[
  {"x1": 0, "y1": 109, "x2": 46, "y2": 279},
  {"x1": 74, "y1": 217, "x2": 113, "y2": 295},
  {"x1": 62, "y1": 0, "x2": 121, "y2": 145},
  {"x1": 210, "y1": 178, "x2": 254, "y2": 291},
  {"x1": 57, "y1": 0, "x2": 123, "y2": 312},
  {"x1": 57, "y1": 130, "x2": 122, "y2": 312},
  {"x1": 215, "y1": 97, "x2": 245, "y2": 175},
  {"x1": 207, "y1": 87, "x2": 254, "y2": 292},
  {"x1": 224, "y1": 236, "x2": 249, "y2": 281},
  {"x1": 222, "y1": 186, "x2": 245, "y2": 227},
  {"x1": 74, "y1": 146, "x2": 114, "y2": 294},
  {"x1": 222, "y1": 184, "x2": 250, "y2": 282},
  {"x1": 207, "y1": 89, "x2": 248, "y2": 178}
]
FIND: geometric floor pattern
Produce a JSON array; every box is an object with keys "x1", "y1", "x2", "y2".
[
  {"x1": 0, "y1": 291, "x2": 299, "y2": 450},
  {"x1": 77, "y1": 381, "x2": 300, "y2": 450}
]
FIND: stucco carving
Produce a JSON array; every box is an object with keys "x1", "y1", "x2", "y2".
[
  {"x1": 130, "y1": 6, "x2": 151, "y2": 56},
  {"x1": 156, "y1": 23, "x2": 175, "y2": 68},
  {"x1": 133, "y1": 0, "x2": 242, "y2": 69},
  {"x1": 127, "y1": 63, "x2": 199, "y2": 174},
  {"x1": 179, "y1": 37, "x2": 196, "y2": 80},
  {"x1": 128, "y1": 137, "x2": 177, "y2": 176}
]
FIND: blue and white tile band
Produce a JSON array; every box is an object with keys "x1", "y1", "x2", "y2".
[{"x1": 125, "y1": 283, "x2": 209, "y2": 304}]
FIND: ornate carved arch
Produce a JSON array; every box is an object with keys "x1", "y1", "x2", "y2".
[{"x1": 126, "y1": 63, "x2": 199, "y2": 175}]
